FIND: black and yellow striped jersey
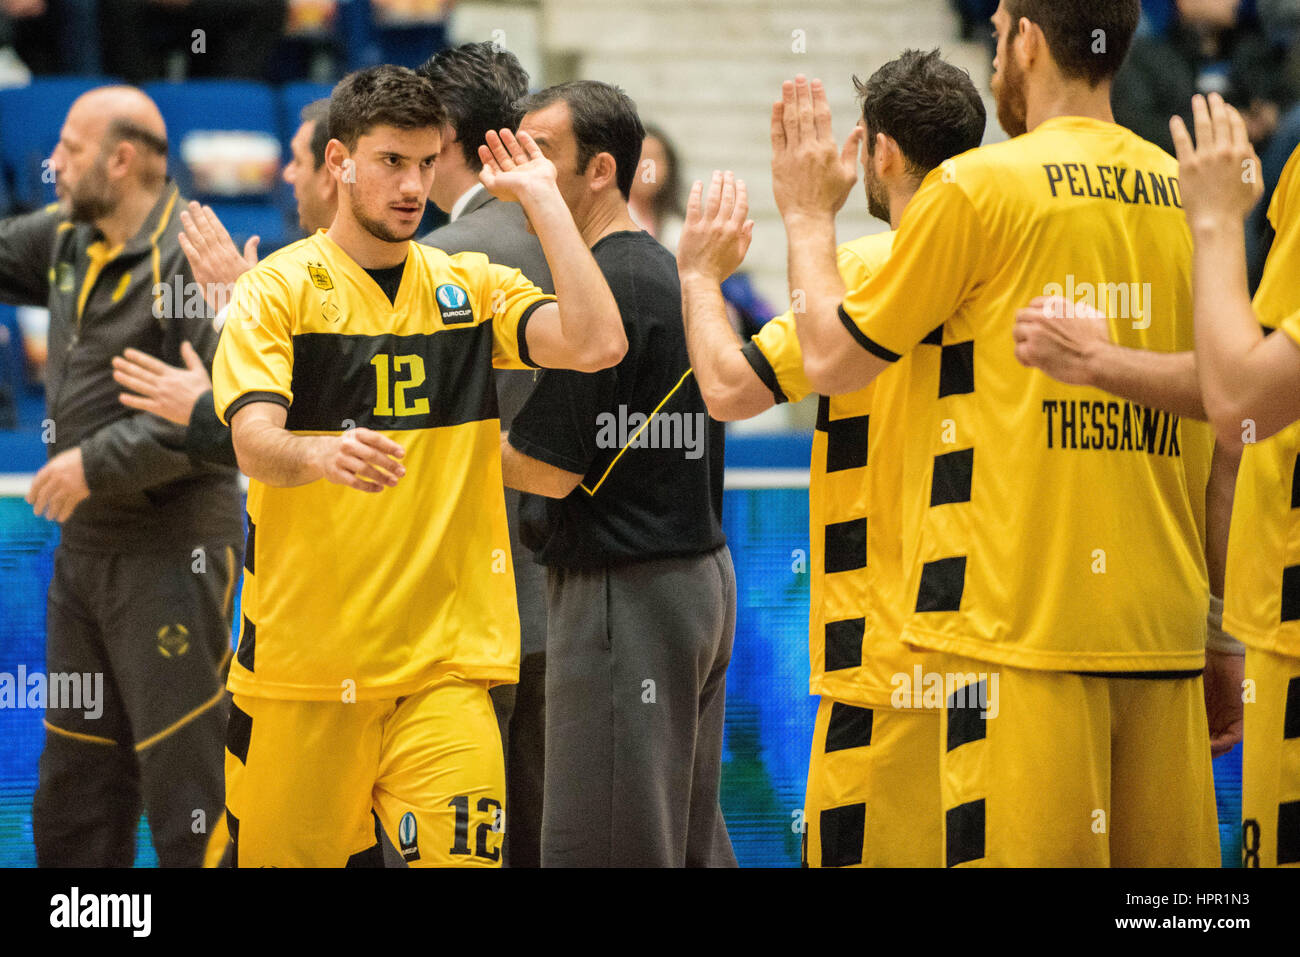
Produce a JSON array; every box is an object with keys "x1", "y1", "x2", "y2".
[
  {"x1": 212, "y1": 229, "x2": 554, "y2": 700},
  {"x1": 1224, "y1": 146, "x2": 1300, "y2": 659},
  {"x1": 744, "y1": 232, "x2": 944, "y2": 706},
  {"x1": 838, "y1": 117, "x2": 1213, "y2": 671}
]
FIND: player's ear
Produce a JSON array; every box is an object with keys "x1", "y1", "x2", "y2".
[
  {"x1": 588, "y1": 151, "x2": 618, "y2": 193},
  {"x1": 324, "y1": 138, "x2": 351, "y2": 186},
  {"x1": 875, "y1": 133, "x2": 897, "y2": 179},
  {"x1": 1017, "y1": 16, "x2": 1042, "y2": 69}
]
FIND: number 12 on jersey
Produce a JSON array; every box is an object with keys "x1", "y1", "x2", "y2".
[{"x1": 371, "y1": 353, "x2": 430, "y2": 417}]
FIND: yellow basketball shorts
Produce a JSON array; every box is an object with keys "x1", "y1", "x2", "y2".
[
  {"x1": 225, "y1": 674, "x2": 505, "y2": 867},
  {"x1": 803, "y1": 695, "x2": 942, "y2": 867},
  {"x1": 937, "y1": 654, "x2": 1219, "y2": 867},
  {"x1": 1242, "y1": 645, "x2": 1300, "y2": 867}
]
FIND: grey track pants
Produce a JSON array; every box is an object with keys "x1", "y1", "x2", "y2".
[{"x1": 541, "y1": 545, "x2": 737, "y2": 867}]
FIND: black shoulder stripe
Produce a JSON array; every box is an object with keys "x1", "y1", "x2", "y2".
[
  {"x1": 740, "y1": 339, "x2": 788, "y2": 405},
  {"x1": 838, "y1": 305, "x2": 901, "y2": 362},
  {"x1": 516, "y1": 296, "x2": 557, "y2": 369}
]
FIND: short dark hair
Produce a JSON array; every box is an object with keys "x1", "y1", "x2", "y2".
[
  {"x1": 105, "y1": 118, "x2": 168, "y2": 158},
  {"x1": 417, "y1": 41, "x2": 530, "y2": 172},
  {"x1": 328, "y1": 66, "x2": 446, "y2": 152},
  {"x1": 301, "y1": 99, "x2": 330, "y2": 170},
  {"x1": 1004, "y1": 0, "x2": 1140, "y2": 87},
  {"x1": 515, "y1": 80, "x2": 645, "y2": 200},
  {"x1": 855, "y1": 49, "x2": 986, "y2": 179}
]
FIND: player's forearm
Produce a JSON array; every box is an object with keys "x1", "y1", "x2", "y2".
[
  {"x1": 500, "y1": 433, "x2": 580, "y2": 498},
  {"x1": 1086, "y1": 344, "x2": 1207, "y2": 421},
  {"x1": 231, "y1": 415, "x2": 328, "y2": 487},
  {"x1": 680, "y1": 273, "x2": 774, "y2": 421},
  {"x1": 785, "y1": 213, "x2": 856, "y2": 394},
  {"x1": 1189, "y1": 218, "x2": 1272, "y2": 439},
  {"x1": 1205, "y1": 439, "x2": 1241, "y2": 598},
  {"x1": 519, "y1": 187, "x2": 626, "y2": 371}
]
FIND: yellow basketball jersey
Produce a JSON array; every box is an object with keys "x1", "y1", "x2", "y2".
[
  {"x1": 746, "y1": 232, "x2": 945, "y2": 706},
  {"x1": 839, "y1": 117, "x2": 1213, "y2": 671},
  {"x1": 213, "y1": 230, "x2": 554, "y2": 700},
  {"x1": 1224, "y1": 146, "x2": 1300, "y2": 659}
]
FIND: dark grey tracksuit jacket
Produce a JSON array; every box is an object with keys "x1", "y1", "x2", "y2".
[{"x1": 0, "y1": 184, "x2": 241, "y2": 547}]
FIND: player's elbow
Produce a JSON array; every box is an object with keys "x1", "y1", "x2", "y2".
[
  {"x1": 571, "y1": 327, "x2": 628, "y2": 373},
  {"x1": 699, "y1": 377, "x2": 767, "y2": 423},
  {"x1": 801, "y1": 351, "x2": 852, "y2": 397},
  {"x1": 536, "y1": 471, "x2": 582, "y2": 499},
  {"x1": 1205, "y1": 390, "x2": 1261, "y2": 449}
]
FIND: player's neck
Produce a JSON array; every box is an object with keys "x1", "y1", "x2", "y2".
[
  {"x1": 95, "y1": 182, "x2": 165, "y2": 249},
  {"x1": 1025, "y1": 77, "x2": 1116, "y2": 133},
  {"x1": 886, "y1": 183, "x2": 920, "y2": 231},
  {"x1": 580, "y1": 193, "x2": 642, "y2": 247},
  {"x1": 326, "y1": 215, "x2": 409, "y2": 269}
]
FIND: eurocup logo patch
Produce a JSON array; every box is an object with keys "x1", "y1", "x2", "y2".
[
  {"x1": 398, "y1": 811, "x2": 420, "y2": 862},
  {"x1": 436, "y1": 283, "x2": 473, "y2": 325}
]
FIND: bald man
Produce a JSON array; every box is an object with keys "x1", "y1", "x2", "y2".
[{"x1": 0, "y1": 86, "x2": 242, "y2": 867}]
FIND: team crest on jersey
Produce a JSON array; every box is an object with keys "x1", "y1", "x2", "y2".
[
  {"x1": 435, "y1": 283, "x2": 473, "y2": 324},
  {"x1": 307, "y1": 264, "x2": 334, "y2": 291},
  {"x1": 397, "y1": 811, "x2": 420, "y2": 862}
]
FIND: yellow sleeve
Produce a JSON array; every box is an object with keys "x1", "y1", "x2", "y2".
[
  {"x1": 1279, "y1": 310, "x2": 1300, "y2": 349},
  {"x1": 744, "y1": 311, "x2": 811, "y2": 405},
  {"x1": 839, "y1": 176, "x2": 988, "y2": 360},
  {"x1": 481, "y1": 261, "x2": 557, "y2": 370},
  {"x1": 212, "y1": 267, "x2": 295, "y2": 426}
]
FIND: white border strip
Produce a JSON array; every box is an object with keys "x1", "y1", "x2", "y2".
[
  {"x1": 1, "y1": 470, "x2": 809, "y2": 496},
  {"x1": 723, "y1": 468, "x2": 809, "y2": 490},
  {"x1": 0, "y1": 474, "x2": 31, "y2": 496}
]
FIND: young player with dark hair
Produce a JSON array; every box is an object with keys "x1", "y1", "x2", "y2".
[{"x1": 212, "y1": 65, "x2": 626, "y2": 867}]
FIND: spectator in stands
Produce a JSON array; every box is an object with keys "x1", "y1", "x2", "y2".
[
  {"x1": 0, "y1": 0, "x2": 100, "y2": 75},
  {"x1": 627, "y1": 124, "x2": 775, "y2": 340},
  {"x1": 628, "y1": 124, "x2": 686, "y2": 252},
  {"x1": 1114, "y1": 0, "x2": 1299, "y2": 154},
  {"x1": 101, "y1": 0, "x2": 289, "y2": 82}
]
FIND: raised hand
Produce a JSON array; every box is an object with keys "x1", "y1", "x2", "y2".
[
  {"x1": 677, "y1": 170, "x2": 755, "y2": 283},
  {"x1": 771, "y1": 75, "x2": 863, "y2": 222},
  {"x1": 477, "y1": 129, "x2": 558, "y2": 205},
  {"x1": 177, "y1": 201, "x2": 260, "y2": 314},
  {"x1": 1170, "y1": 93, "x2": 1265, "y2": 232}
]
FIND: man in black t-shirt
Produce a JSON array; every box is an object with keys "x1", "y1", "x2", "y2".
[{"x1": 501, "y1": 81, "x2": 737, "y2": 867}]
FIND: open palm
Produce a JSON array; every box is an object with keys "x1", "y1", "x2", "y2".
[{"x1": 477, "y1": 129, "x2": 558, "y2": 204}]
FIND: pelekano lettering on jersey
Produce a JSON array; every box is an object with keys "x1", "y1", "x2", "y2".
[
  {"x1": 1041, "y1": 400, "x2": 1182, "y2": 456},
  {"x1": 1042, "y1": 163, "x2": 1182, "y2": 208}
]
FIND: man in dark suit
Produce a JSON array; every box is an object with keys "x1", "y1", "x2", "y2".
[{"x1": 418, "y1": 41, "x2": 553, "y2": 869}]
